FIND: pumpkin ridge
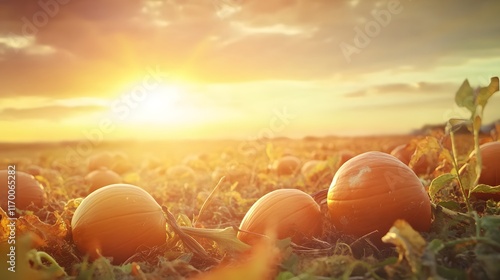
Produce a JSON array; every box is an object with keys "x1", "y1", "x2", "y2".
[
  {"x1": 242, "y1": 190, "x2": 305, "y2": 233},
  {"x1": 327, "y1": 185, "x2": 426, "y2": 202}
]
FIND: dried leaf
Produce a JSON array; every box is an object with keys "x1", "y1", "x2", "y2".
[
  {"x1": 381, "y1": 220, "x2": 427, "y2": 274},
  {"x1": 475, "y1": 76, "x2": 499, "y2": 108}
]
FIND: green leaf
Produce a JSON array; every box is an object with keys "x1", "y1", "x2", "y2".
[
  {"x1": 475, "y1": 215, "x2": 500, "y2": 280},
  {"x1": 475, "y1": 76, "x2": 499, "y2": 108},
  {"x1": 180, "y1": 226, "x2": 251, "y2": 253},
  {"x1": 446, "y1": 118, "x2": 473, "y2": 134},
  {"x1": 454, "y1": 79, "x2": 475, "y2": 113},
  {"x1": 436, "y1": 265, "x2": 467, "y2": 280},
  {"x1": 470, "y1": 184, "x2": 500, "y2": 195},
  {"x1": 426, "y1": 239, "x2": 445, "y2": 254},
  {"x1": 429, "y1": 173, "x2": 457, "y2": 200},
  {"x1": 376, "y1": 256, "x2": 398, "y2": 267},
  {"x1": 437, "y1": 200, "x2": 461, "y2": 212}
]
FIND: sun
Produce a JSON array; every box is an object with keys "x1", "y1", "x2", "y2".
[{"x1": 129, "y1": 85, "x2": 182, "y2": 124}]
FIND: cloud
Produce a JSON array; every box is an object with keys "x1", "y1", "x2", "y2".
[
  {"x1": 0, "y1": 105, "x2": 106, "y2": 121},
  {"x1": 343, "y1": 81, "x2": 458, "y2": 97},
  {"x1": 0, "y1": 0, "x2": 498, "y2": 112}
]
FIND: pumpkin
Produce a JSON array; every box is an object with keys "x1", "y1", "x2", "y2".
[
  {"x1": 87, "y1": 152, "x2": 114, "y2": 172},
  {"x1": 26, "y1": 165, "x2": 43, "y2": 176},
  {"x1": 476, "y1": 142, "x2": 500, "y2": 187},
  {"x1": 468, "y1": 141, "x2": 500, "y2": 200},
  {"x1": 337, "y1": 150, "x2": 355, "y2": 167},
  {"x1": 327, "y1": 151, "x2": 431, "y2": 239},
  {"x1": 112, "y1": 152, "x2": 133, "y2": 174},
  {"x1": 272, "y1": 156, "x2": 301, "y2": 176},
  {"x1": 166, "y1": 165, "x2": 196, "y2": 180},
  {"x1": 0, "y1": 170, "x2": 45, "y2": 211},
  {"x1": 71, "y1": 184, "x2": 167, "y2": 264},
  {"x1": 301, "y1": 160, "x2": 331, "y2": 184},
  {"x1": 390, "y1": 144, "x2": 432, "y2": 175},
  {"x1": 237, "y1": 189, "x2": 323, "y2": 245},
  {"x1": 84, "y1": 167, "x2": 122, "y2": 194}
]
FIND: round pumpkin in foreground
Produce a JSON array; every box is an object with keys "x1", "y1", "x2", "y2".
[
  {"x1": 71, "y1": 184, "x2": 167, "y2": 264},
  {"x1": 327, "y1": 151, "x2": 431, "y2": 238},
  {"x1": 0, "y1": 170, "x2": 45, "y2": 211},
  {"x1": 237, "y1": 189, "x2": 323, "y2": 245}
]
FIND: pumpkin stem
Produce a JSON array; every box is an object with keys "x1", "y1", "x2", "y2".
[{"x1": 193, "y1": 176, "x2": 225, "y2": 227}]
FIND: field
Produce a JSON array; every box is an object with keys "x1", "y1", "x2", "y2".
[
  {"x1": 1, "y1": 128, "x2": 500, "y2": 280},
  {"x1": 1, "y1": 78, "x2": 500, "y2": 280}
]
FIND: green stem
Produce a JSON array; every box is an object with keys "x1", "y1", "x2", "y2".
[
  {"x1": 443, "y1": 237, "x2": 500, "y2": 252},
  {"x1": 472, "y1": 125, "x2": 482, "y2": 197},
  {"x1": 449, "y1": 130, "x2": 473, "y2": 212}
]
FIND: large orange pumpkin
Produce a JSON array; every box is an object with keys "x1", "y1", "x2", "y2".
[
  {"x1": 71, "y1": 184, "x2": 167, "y2": 264},
  {"x1": 84, "y1": 167, "x2": 122, "y2": 194},
  {"x1": 0, "y1": 170, "x2": 45, "y2": 211},
  {"x1": 327, "y1": 152, "x2": 431, "y2": 238},
  {"x1": 237, "y1": 189, "x2": 323, "y2": 245}
]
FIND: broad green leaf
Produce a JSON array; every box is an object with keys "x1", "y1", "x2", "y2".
[
  {"x1": 429, "y1": 173, "x2": 457, "y2": 200},
  {"x1": 454, "y1": 79, "x2": 475, "y2": 113},
  {"x1": 470, "y1": 184, "x2": 500, "y2": 195},
  {"x1": 437, "y1": 200, "x2": 461, "y2": 212},
  {"x1": 479, "y1": 215, "x2": 500, "y2": 241},
  {"x1": 475, "y1": 76, "x2": 499, "y2": 108}
]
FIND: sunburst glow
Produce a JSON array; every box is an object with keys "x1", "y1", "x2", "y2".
[{"x1": 128, "y1": 85, "x2": 182, "y2": 124}]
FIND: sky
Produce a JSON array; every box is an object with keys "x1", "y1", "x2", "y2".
[{"x1": 0, "y1": 0, "x2": 500, "y2": 142}]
